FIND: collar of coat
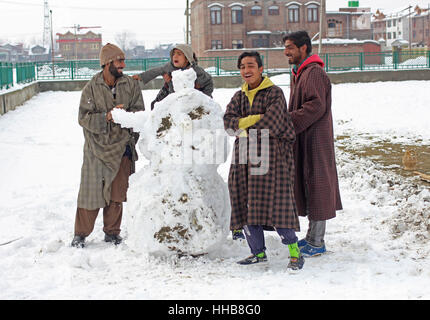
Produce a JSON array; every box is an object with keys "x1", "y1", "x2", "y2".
[
  {"x1": 241, "y1": 76, "x2": 274, "y2": 107},
  {"x1": 292, "y1": 54, "x2": 325, "y2": 78}
]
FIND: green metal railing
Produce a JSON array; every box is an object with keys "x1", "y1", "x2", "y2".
[
  {"x1": 1, "y1": 50, "x2": 429, "y2": 90},
  {"x1": 16, "y1": 62, "x2": 36, "y2": 84},
  {"x1": 0, "y1": 62, "x2": 14, "y2": 89},
  {"x1": 323, "y1": 50, "x2": 430, "y2": 72}
]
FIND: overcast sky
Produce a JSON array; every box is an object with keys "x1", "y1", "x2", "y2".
[{"x1": 0, "y1": 0, "x2": 429, "y2": 48}]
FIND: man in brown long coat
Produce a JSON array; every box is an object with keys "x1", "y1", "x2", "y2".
[
  {"x1": 71, "y1": 43, "x2": 145, "y2": 248},
  {"x1": 224, "y1": 51, "x2": 304, "y2": 273},
  {"x1": 283, "y1": 31, "x2": 342, "y2": 256}
]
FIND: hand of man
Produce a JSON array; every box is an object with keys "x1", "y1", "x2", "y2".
[
  {"x1": 162, "y1": 73, "x2": 172, "y2": 83},
  {"x1": 106, "y1": 104, "x2": 124, "y2": 122},
  {"x1": 132, "y1": 74, "x2": 141, "y2": 81}
]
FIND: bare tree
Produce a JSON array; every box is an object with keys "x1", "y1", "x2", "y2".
[{"x1": 114, "y1": 30, "x2": 137, "y2": 51}]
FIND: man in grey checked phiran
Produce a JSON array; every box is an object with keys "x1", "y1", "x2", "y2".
[{"x1": 71, "y1": 43, "x2": 145, "y2": 248}]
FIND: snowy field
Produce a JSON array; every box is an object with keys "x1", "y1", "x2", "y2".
[{"x1": 0, "y1": 78, "x2": 429, "y2": 300}]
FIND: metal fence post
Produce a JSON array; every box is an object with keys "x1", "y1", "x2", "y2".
[
  {"x1": 427, "y1": 50, "x2": 430, "y2": 68},
  {"x1": 393, "y1": 51, "x2": 399, "y2": 70},
  {"x1": 71, "y1": 61, "x2": 75, "y2": 80},
  {"x1": 325, "y1": 53, "x2": 330, "y2": 72}
]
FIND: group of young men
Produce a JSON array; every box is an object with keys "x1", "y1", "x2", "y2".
[{"x1": 71, "y1": 30, "x2": 342, "y2": 274}]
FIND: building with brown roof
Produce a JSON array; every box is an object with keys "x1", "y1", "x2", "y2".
[{"x1": 56, "y1": 31, "x2": 102, "y2": 60}]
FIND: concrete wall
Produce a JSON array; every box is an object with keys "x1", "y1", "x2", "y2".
[
  {"x1": 0, "y1": 83, "x2": 39, "y2": 115},
  {"x1": 328, "y1": 69, "x2": 430, "y2": 84},
  {"x1": 1, "y1": 69, "x2": 430, "y2": 116}
]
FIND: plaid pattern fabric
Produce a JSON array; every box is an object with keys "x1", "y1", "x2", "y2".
[
  {"x1": 288, "y1": 63, "x2": 342, "y2": 221},
  {"x1": 224, "y1": 85, "x2": 299, "y2": 231},
  {"x1": 77, "y1": 72, "x2": 145, "y2": 210}
]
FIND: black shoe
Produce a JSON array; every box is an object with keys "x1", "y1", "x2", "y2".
[
  {"x1": 287, "y1": 254, "x2": 305, "y2": 274},
  {"x1": 104, "y1": 234, "x2": 123, "y2": 245},
  {"x1": 71, "y1": 235, "x2": 86, "y2": 248},
  {"x1": 237, "y1": 252, "x2": 268, "y2": 265},
  {"x1": 232, "y1": 229, "x2": 245, "y2": 240}
]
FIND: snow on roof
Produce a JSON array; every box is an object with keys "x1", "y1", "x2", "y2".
[
  {"x1": 247, "y1": 30, "x2": 272, "y2": 35},
  {"x1": 312, "y1": 38, "x2": 379, "y2": 45}
]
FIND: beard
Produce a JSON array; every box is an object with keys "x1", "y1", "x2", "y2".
[
  {"x1": 109, "y1": 63, "x2": 123, "y2": 79},
  {"x1": 287, "y1": 54, "x2": 301, "y2": 66}
]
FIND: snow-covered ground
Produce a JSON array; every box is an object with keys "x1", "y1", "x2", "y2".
[{"x1": 0, "y1": 79, "x2": 429, "y2": 299}]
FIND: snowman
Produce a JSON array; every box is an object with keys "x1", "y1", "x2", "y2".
[{"x1": 112, "y1": 68, "x2": 230, "y2": 256}]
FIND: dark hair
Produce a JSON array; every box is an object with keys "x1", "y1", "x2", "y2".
[
  {"x1": 283, "y1": 31, "x2": 312, "y2": 55},
  {"x1": 237, "y1": 51, "x2": 263, "y2": 69}
]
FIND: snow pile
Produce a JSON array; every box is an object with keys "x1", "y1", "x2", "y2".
[{"x1": 112, "y1": 69, "x2": 230, "y2": 257}]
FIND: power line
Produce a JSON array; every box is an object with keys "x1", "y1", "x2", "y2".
[{"x1": 0, "y1": 0, "x2": 183, "y2": 11}]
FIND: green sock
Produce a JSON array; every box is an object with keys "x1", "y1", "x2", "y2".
[
  {"x1": 256, "y1": 252, "x2": 265, "y2": 258},
  {"x1": 288, "y1": 242, "x2": 300, "y2": 259}
]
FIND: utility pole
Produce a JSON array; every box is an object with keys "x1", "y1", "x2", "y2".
[
  {"x1": 318, "y1": 0, "x2": 325, "y2": 55},
  {"x1": 74, "y1": 24, "x2": 79, "y2": 60},
  {"x1": 185, "y1": 0, "x2": 190, "y2": 44},
  {"x1": 43, "y1": 0, "x2": 51, "y2": 50},
  {"x1": 409, "y1": 4, "x2": 412, "y2": 49},
  {"x1": 50, "y1": 10, "x2": 55, "y2": 77}
]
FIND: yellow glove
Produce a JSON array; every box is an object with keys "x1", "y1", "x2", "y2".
[{"x1": 238, "y1": 115, "x2": 261, "y2": 137}]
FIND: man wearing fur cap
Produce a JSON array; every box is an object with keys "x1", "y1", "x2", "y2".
[{"x1": 71, "y1": 43, "x2": 145, "y2": 248}]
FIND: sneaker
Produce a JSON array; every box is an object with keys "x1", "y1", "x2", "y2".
[
  {"x1": 297, "y1": 238, "x2": 307, "y2": 248},
  {"x1": 237, "y1": 252, "x2": 268, "y2": 265},
  {"x1": 71, "y1": 235, "x2": 85, "y2": 248},
  {"x1": 287, "y1": 254, "x2": 305, "y2": 274},
  {"x1": 104, "y1": 234, "x2": 123, "y2": 245},
  {"x1": 232, "y1": 229, "x2": 245, "y2": 240},
  {"x1": 300, "y1": 243, "x2": 326, "y2": 257}
]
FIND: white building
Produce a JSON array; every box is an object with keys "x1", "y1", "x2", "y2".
[{"x1": 382, "y1": 9, "x2": 412, "y2": 47}]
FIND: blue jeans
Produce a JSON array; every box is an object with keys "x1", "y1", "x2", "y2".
[{"x1": 243, "y1": 225, "x2": 298, "y2": 255}]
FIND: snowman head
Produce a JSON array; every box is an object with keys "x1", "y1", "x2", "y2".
[{"x1": 172, "y1": 68, "x2": 197, "y2": 92}]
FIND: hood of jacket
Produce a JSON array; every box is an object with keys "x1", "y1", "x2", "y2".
[
  {"x1": 292, "y1": 54, "x2": 324, "y2": 77},
  {"x1": 170, "y1": 44, "x2": 195, "y2": 66},
  {"x1": 241, "y1": 76, "x2": 274, "y2": 107}
]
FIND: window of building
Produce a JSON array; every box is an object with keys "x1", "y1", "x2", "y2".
[
  {"x1": 268, "y1": 5, "x2": 279, "y2": 16},
  {"x1": 327, "y1": 19, "x2": 343, "y2": 37},
  {"x1": 307, "y1": 4, "x2": 318, "y2": 22},
  {"x1": 232, "y1": 39, "x2": 244, "y2": 49},
  {"x1": 393, "y1": 32, "x2": 396, "y2": 38},
  {"x1": 251, "y1": 5, "x2": 262, "y2": 16},
  {"x1": 387, "y1": 20, "x2": 391, "y2": 28},
  {"x1": 288, "y1": 5, "x2": 300, "y2": 23},
  {"x1": 211, "y1": 40, "x2": 223, "y2": 49},
  {"x1": 393, "y1": 20, "x2": 396, "y2": 27},
  {"x1": 210, "y1": 6, "x2": 222, "y2": 25},
  {"x1": 252, "y1": 37, "x2": 269, "y2": 48},
  {"x1": 231, "y1": 6, "x2": 243, "y2": 24},
  {"x1": 387, "y1": 32, "x2": 392, "y2": 39}
]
